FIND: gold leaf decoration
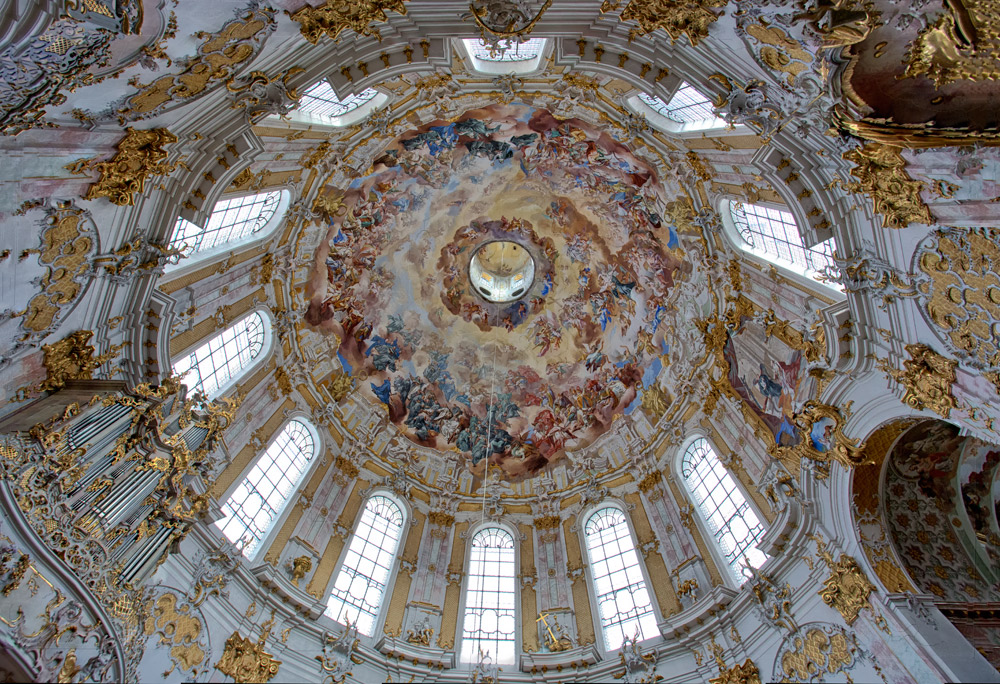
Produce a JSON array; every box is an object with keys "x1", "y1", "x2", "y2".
[
  {"x1": 69, "y1": 128, "x2": 178, "y2": 206},
  {"x1": 215, "y1": 630, "x2": 281, "y2": 684},
  {"x1": 117, "y1": 5, "x2": 276, "y2": 120},
  {"x1": 903, "y1": 0, "x2": 1000, "y2": 85},
  {"x1": 640, "y1": 386, "x2": 670, "y2": 421},
  {"x1": 288, "y1": 0, "x2": 408, "y2": 44},
  {"x1": 709, "y1": 658, "x2": 761, "y2": 684},
  {"x1": 532, "y1": 515, "x2": 561, "y2": 530},
  {"x1": 812, "y1": 536, "x2": 878, "y2": 626},
  {"x1": 327, "y1": 371, "x2": 354, "y2": 402},
  {"x1": 876, "y1": 343, "x2": 958, "y2": 418},
  {"x1": 918, "y1": 228, "x2": 1000, "y2": 369},
  {"x1": 604, "y1": 0, "x2": 726, "y2": 46},
  {"x1": 842, "y1": 143, "x2": 933, "y2": 229},
  {"x1": 26, "y1": 330, "x2": 123, "y2": 396},
  {"x1": 143, "y1": 593, "x2": 205, "y2": 674},
  {"x1": 781, "y1": 627, "x2": 855, "y2": 681}
]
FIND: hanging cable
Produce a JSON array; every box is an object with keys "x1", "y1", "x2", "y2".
[{"x1": 481, "y1": 243, "x2": 505, "y2": 522}]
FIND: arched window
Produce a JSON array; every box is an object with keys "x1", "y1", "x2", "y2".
[
  {"x1": 298, "y1": 81, "x2": 379, "y2": 120},
  {"x1": 729, "y1": 200, "x2": 838, "y2": 286},
  {"x1": 638, "y1": 82, "x2": 725, "y2": 130},
  {"x1": 325, "y1": 495, "x2": 406, "y2": 637},
  {"x1": 460, "y1": 527, "x2": 517, "y2": 665},
  {"x1": 216, "y1": 418, "x2": 317, "y2": 558},
  {"x1": 681, "y1": 438, "x2": 767, "y2": 583},
  {"x1": 173, "y1": 311, "x2": 268, "y2": 399},
  {"x1": 583, "y1": 507, "x2": 657, "y2": 650},
  {"x1": 170, "y1": 191, "x2": 282, "y2": 258}
]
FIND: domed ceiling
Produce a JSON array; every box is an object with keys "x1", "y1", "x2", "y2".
[{"x1": 305, "y1": 104, "x2": 710, "y2": 480}]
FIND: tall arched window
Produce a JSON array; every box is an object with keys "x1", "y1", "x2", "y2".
[
  {"x1": 172, "y1": 311, "x2": 269, "y2": 399},
  {"x1": 325, "y1": 495, "x2": 406, "y2": 637},
  {"x1": 583, "y1": 507, "x2": 657, "y2": 650},
  {"x1": 681, "y1": 438, "x2": 767, "y2": 583},
  {"x1": 169, "y1": 190, "x2": 283, "y2": 258},
  {"x1": 216, "y1": 418, "x2": 317, "y2": 558},
  {"x1": 460, "y1": 527, "x2": 517, "y2": 665},
  {"x1": 729, "y1": 200, "x2": 838, "y2": 286}
]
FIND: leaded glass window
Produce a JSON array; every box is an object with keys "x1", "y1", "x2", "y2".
[
  {"x1": 460, "y1": 527, "x2": 517, "y2": 665},
  {"x1": 298, "y1": 81, "x2": 379, "y2": 120},
  {"x1": 640, "y1": 82, "x2": 721, "y2": 125},
  {"x1": 216, "y1": 419, "x2": 317, "y2": 558},
  {"x1": 583, "y1": 507, "x2": 657, "y2": 650},
  {"x1": 325, "y1": 495, "x2": 406, "y2": 636},
  {"x1": 464, "y1": 37, "x2": 546, "y2": 62},
  {"x1": 681, "y1": 438, "x2": 767, "y2": 583},
  {"x1": 730, "y1": 201, "x2": 837, "y2": 283},
  {"x1": 173, "y1": 311, "x2": 266, "y2": 399},
  {"x1": 170, "y1": 191, "x2": 281, "y2": 257}
]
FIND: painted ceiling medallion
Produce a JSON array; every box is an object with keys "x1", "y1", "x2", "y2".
[{"x1": 305, "y1": 104, "x2": 698, "y2": 480}]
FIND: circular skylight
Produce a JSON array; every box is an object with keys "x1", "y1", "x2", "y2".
[{"x1": 469, "y1": 240, "x2": 535, "y2": 303}]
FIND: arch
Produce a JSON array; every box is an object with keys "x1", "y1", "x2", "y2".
[
  {"x1": 680, "y1": 437, "x2": 767, "y2": 584},
  {"x1": 581, "y1": 504, "x2": 658, "y2": 651},
  {"x1": 167, "y1": 190, "x2": 289, "y2": 266},
  {"x1": 215, "y1": 418, "x2": 319, "y2": 559},
  {"x1": 721, "y1": 199, "x2": 839, "y2": 289},
  {"x1": 324, "y1": 492, "x2": 408, "y2": 637},
  {"x1": 171, "y1": 309, "x2": 273, "y2": 400},
  {"x1": 459, "y1": 524, "x2": 519, "y2": 665}
]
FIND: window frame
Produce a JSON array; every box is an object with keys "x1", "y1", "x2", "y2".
[
  {"x1": 163, "y1": 189, "x2": 292, "y2": 276},
  {"x1": 456, "y1": 521, "x2": 521, "y2": 667},
  {"x1": 214, "y1": 415, "x2": 322, "y2": 562},
  {"x1": 627, "y1": 81, "x2": 737, "y2": 136},
  {"x1": 717, "y1": 197, "x2": 845, "y2": 298},
  {"x1": 675, "y1": 435, "x2": 769, "y2": 586},
  {"x1": 323, "y1": 489, "x2": 410, "y2": 639},
  {"x1": 268, "y1": 80, "x2": 389, "y2": 129},
  {"x1": 170, "y1": 307, "x2": 274, "y2": 402},
  {"x1": 459, "y1": 37, "x2": 550, "y2": 75},
  {"x1": 577, "y1": 500, "x2": 662, "y2": 654}
]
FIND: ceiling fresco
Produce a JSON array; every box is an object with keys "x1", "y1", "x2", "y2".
[{"x1": 304, "y1": 103, "x2": 709, "y2": 479}]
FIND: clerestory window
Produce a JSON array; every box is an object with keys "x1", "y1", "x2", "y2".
[
  {"x1": 681, "y1": 438, "x2": 767, "y2": 583},
  {"x1": 216, "y1": 418, "x2": 318, "y2": 558},
  {"x1": 172, "y1": 311, "x2": 269, "y2": 400},
  {"x1": 169, "y1": 191, "x2": 283, "y2": 259},
  {"x1": 729, "y1": 200, "x2": 838, "y2": 286},
  {"x1": 638, "y1": 82, "x2": 726, "y2": 131},
  {"x1": 298, "y1": 81, "x2": 379, "y2": 120},
  {"x1": 583, "y1": 506, "x2": 658, "y2": 650},
  {"x1": 460, "y1": 527, "x2": 518, "y2": 665},
  {"x1": 325, "y1": 495, "x2": 407, "y2": 637}
]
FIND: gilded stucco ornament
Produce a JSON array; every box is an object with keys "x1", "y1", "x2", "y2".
[
  {"x1": 916, "y1": 228, "x2": 1000, "y2": 370},
  {"x1": 640, "y1": 385, "x2": 669, "y2": 422},
  {"x1": 316, "y1": 621, "x2": 362, "y2": 683},
  {"x1": 613, "y1": 634, "x2": 662, "y2": 683},
  {"x1": 215, "y1": 626, "x2": 281, "y2": 684},
  {"x1": 775, "y1": 624, "x2": 880, "y2": 684},
  {"x1": 227, "y1": 66, "x2": 305, "y2": 122},
  {"x1": 811, "y1": 536, "x2": 882, "y2": 628},
  {"x1": 18, "y1": 330, "x2": 124, "y2": 398},
  {"x1": 876, "y1": 344, "x2": 957, "y2": 418},
  {"x1": 467, "y1": 0, "x2": 551, "y2": 54},
  {"x1": 289, "y1": 0, "x2": 408, "y2": 43},
  {"x1": 709, "y1": 659, "x2": 761, "y2": 684},
  {"x1": 115, "y1": 4, "x2": 277, "y2": 121},
  {"x1": 769, "y1": 401, "x2": 868, "y2": 478},
  {"x1": 288, "y1": 555, "x2": 312, "y2": 585},
  {"x1": 67, "y1": 127, "x2": 179, "y2": 206},
  {"x1": 841, "y1": 143, "x2": 933, "y2": 229},
  {"x1": 902, "y1": 0, "x2": 1000, "y2": 85},
  {"x1": 144, "y1": 593, "x2": 207, "y2": 675},
  {"x1": 601, "y1": 0, "x2": 727, "y2": 46}
]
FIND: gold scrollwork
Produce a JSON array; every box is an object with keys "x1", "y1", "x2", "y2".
[
  {"x1": 841, "y1": 143, "x2": 933, "y2": 229},
  {"x1": 215, "y1": 629, "x2": 281, "y2": 684},
  {"x1": 641, "y1": 386, "x2": 670, "y2": 422},
  {"x1": 602, "y1": 0, "x2": 726, "y2": 46},
  {"x1": 709, "y1": 658, "x2": 761, "y2": 684},
  {"x1": 769, "y1": 401, "x2": 869, "y2": 478},
  {"x1": 903, "y1": 0, "x2": 1000, "y2": 85},
  {"x1": 288, "y1": 0, "x2": 408, "y2": 43},
  {"x1": 117, "y1": 5, "x2": 276, "y2": 120},
  {"x1": 67, "y1": 127, "x2": 178, "y2": 206},
  {"x1": 143, "y1": 593, "x2": 205, "y2": 674},
  {"x1": 876, "y1": 344, "x2": 958, "y2": 418},
  {"x1": 812, "y1": 536, "x2": 878, "y2": 626},
  {"x1": 918, "y1": 228, "x2": 1000, "y2": 369}
]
